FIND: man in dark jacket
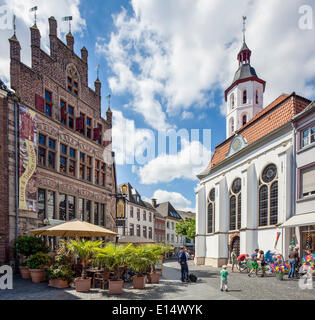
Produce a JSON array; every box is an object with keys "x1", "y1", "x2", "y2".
[{"x1": 178, "y1": 246, "x2": 189, "y2": 282}]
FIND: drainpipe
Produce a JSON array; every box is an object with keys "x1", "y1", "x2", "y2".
[
  {"x1": 14, "y1": 99, "x2": 19, "y2": 272},
  {"x1": 292, "y1": 124, "x2": 297, "y2": 251}
]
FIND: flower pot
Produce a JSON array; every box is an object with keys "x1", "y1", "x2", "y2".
[
  {"x1": 276, "y1": 273, "x2": 284, "y2": 280},
  {"x1": 19, "y1": 266, "x2": 31, "y2": 279},
  {"x1": 149, "y1": 272, "x2": 160, "y2": 284},
  {"x1": 133, "y1": 275, "x2": 146, "y2": 289},
  {"x1": 49, "y1": 279, "x2": 69, "y2": 289},
  {"x1": 108, "y1": 280, "x2": 124, "y2": 295},
  {"x1": 75, "y1": 277, "x2": 91, "y2": 292},
  {"x1": 29, "y1": 269, "x2": 45, "y2": 283}
]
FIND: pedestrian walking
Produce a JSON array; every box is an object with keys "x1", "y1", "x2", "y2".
[
  {"x1": 248, "y1": 249, "x2": 259, "y2": 277},
  {"x1": 178, "y1": 246, "x2": 189, "y2": 282},
  {"x1": 231, "y1": 248, "x2": 238, "y2": 272},
  {"x1": 288, "y1": 246, "x2": 299, "y2": 279},
  {"x1": 259, "y1": 250, "x2": 266, "y2": 277},
  {"x1": 220, "y1": 265, "x2": 229, "y2": 292}
]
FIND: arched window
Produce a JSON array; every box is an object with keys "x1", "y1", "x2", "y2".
[
  {"x1": 259, "y1": 164, "x2": 278, "y2": 226},
  {"x1": 230, "y1": 93, "x2": 235, "y2": 109},
  {"x1": 207, "y1": 188, "x2": 215, "y2": 233},
  {"x1": 256, "y1": 89, "x2": 259, "y2": 104},
  {"x1": 229, "y1": 178, "x2": 241, "y2": 231},
  {"x1": 230, "y1": 118, "x2": 235, "y2": 135},
  {"x1": 243, "y1": 89, "x2": 247, "y2": 104},
  {"x1": 66, "y1": 64, "x2": 80, "y2": 97},
  {"x1": 242, "y1": 114, "x2": 247, "y2": 126}
]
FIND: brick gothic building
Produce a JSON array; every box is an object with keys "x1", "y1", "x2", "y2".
[{"x1": 0, "y1": 17, "x2": 118, "y2": 263}]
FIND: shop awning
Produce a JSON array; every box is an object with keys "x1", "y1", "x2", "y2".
[{"x1": 280, "y1": 212, "x2": 315, "y2": 228}]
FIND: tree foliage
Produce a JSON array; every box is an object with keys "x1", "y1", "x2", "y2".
[{"x1": 175, "y1": 218, "x2": 196, "y2": 239}]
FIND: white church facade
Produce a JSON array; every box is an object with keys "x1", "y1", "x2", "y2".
[{"x1": 195, "y1": 29, "x2": 311, "y2": 267}]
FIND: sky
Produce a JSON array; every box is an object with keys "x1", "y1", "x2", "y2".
[{"x1": 0, "y1": 0, "x2": 315, "y2": 212}]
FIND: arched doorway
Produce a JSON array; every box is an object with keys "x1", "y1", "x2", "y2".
[{"x1": 229, "y1": 235, "x2": 240, "y2": 262}]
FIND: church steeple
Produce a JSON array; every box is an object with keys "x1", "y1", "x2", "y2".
[{"x1": 224, "y1": 17, "x2": 266, "y2": 139}]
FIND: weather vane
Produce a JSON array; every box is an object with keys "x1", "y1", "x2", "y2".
[
  {"x1": 12, "y1": 14, "x2": 16, "y2": 36},
  {"x1": 96, "y1": 64, "x2": 100, "y2": 79},
  {"x1": 30, "y1": 6, "x2": 38, "y2": 26},
  {"x1": 242, "y1": 16, "x2": 247, "y2": 42},
  {"x1": 62, "y1": 16, "x2": 73, "y2": 33}
]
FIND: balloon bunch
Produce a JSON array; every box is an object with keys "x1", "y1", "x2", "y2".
[
  {"x1": 269, "y1": 254, "x2": 289, "y2": 274},
  {"x1": 302, "y1": 254, "x2": 315, "y2": 274}
]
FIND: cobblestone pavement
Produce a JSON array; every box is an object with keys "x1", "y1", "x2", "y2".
[{"x1": 0, "y1": 260, "x2": 314, "y2": 300}]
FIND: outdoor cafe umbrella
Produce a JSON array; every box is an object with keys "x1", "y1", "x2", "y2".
[{"x1": 30, "y1": 219, "x2": 117, "y2": 238}]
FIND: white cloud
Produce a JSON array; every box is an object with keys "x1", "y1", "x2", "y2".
[
  {"x1": 0, "y1": 0, "x2": 86, "y2": 85},
  {"x1": 143, "y1": 189, "x2": 194, "y2": 212},
  {"x1": 181, "y1": 111, "x2": 194, "y2": 120},
  {"x1": 98, "y1": 0, "x2": 315, "y2": 131},
  {"x1": 138, "y1": 138, "x2": 211, "y2": 184}
]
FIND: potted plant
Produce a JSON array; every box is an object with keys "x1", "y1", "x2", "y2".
[
  {"x1": 26, "y1": 252, "x2": 50, "y2": 283},
  {"x1": 96, "y1": 243, "x2": 133, "y2": 294},
  {"x1": 67, "y1": 239, "x2": 103, "y2": 292},
  {"x1": 146, "y1": 245, "x2": 165, "y2": 284},
  {"x1": 14, "y1": 236, "x2": 49, "y2": 279},
  {"x1": 46, "y1": 264, "x2": 74, "y2": 288},
  {"x1": 127, "y1": 245, "x2": 152, "y2": 289}
]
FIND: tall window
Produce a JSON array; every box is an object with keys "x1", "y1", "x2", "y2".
[
  {"x1": 79, "y1": 113, "x2": 86, "y2": 136},
  {"x1": 230, "y1": 118, "x2": 235, "y2": 135},
  {"x1": 79, "y1": 198, "x2": 85, "y2": 221},
  {"x1": 59, "y1": 194, "x2": 66, "y2": 221},
  {"x1": 143, "y1": 226, "x2": 147, "y2": 238},
  {"x1": 67, "y1": 75, "x2": 79, "y2": 96},
  {"x1": 69, "y1": 148, "x2": 76, "y2": 177},
  {"x1": 68, "y1": 196, "x2": 75, "y2": 220},
  {"x1": 300, "y1": 165, "x2": 315, "y2": 198},
  {"x1": 259, "y1": 164, "x2": 278, "y2": 226},
  {"x1": 38, "y1": 134, "x2": 56, "y2": 169},
  {"x1": 242, "y1": 114, "x2": 247, "y2": 126},
  {"x1": 149, "y1": 227, "x2": 152, "y2": 239},
  {"x1": 143, "y1": 211, "x2": 146, "y2": 221},
  {"x1": 86, "y1": 117, "x2": 92, "y2": 139},
  {"x1": 94, "y1": 202, "x2": 99, "y2": 225},
  {"x1": 129, "y1": 223, "x2": 134, "y2": 236},
  {"x1": 229, "y1": 178, "x2": 242, "y2": 231},
  {"x1": 256, "y1": 89, "x2": 259, "y2": 104},
  {"x1": 242, "y1": 89, "x2": 247, "y2": 104},
  {"x1": 136, "y1": 224, "x2": 141, "y2": 237},
  {"x1": 86, "y1": 156, "x2": 92, "y2": 182},
  {"x1": 80, "y1": 153, "x2": 85, "y2": 180},
  {"x1": 44, "y1": 90, "x2": 52, "y2": 117},
  {"x1": 207, "y1": 188, "x2": 215, "y2": 233},
  {"x1": 137, "y1": 208, "x2": 140, "y2": 221},
  {"x1": 38, "y1": 189, "x2": 55, "y2": 220},
  {"x1": 100, "y1": 163, "x2": 106, "y2": 187},
  {"x1": 38, "y1": 189, "x2": 46, "y2": 220},
  {"x1": 95, "y1": 160, "x2": 100, "y2": 185},
  {"x1": 130, "y1": 206, "x2": 134, "y2": 218},
  {"x1": 100, "y1": 204, "x2": 106, "y2": 226},
  {"x1": 230, "y1": 93, "x2": 235, "y2": 109},
  {"x1": 60, "y1": 144, "x2": 67, "y2": 174},
  {"x1": 149, "y1": 212, "x2": 152, "y2": 222},
  {"x1": 59, "y1": 194, "x2": 76, "y2": 221}
]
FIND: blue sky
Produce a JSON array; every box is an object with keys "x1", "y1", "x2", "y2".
[{"x1": 1, "y1": 0, "x2": 315, "y2": 211}]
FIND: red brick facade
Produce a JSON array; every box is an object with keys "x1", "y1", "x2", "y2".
[{"x1": 0, "y1": 18, "x2": 118, "y2": 263}]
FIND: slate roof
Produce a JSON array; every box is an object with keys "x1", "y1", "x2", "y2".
[
  {"x1": 198, "y1": 93, "x2": 311, "y2": 178},
  {"x1": 177, "y1": 210, "x2": 195, "y2": 220},
  {"x1": 232, "y1": 63, "x2": 258, "y2": 83},
  {"x1": 155, "y1": 202, "x2": 182, "y2": 220}
]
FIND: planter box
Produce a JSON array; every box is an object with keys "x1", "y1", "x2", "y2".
[
  {"x1": 75, "y1": 277, "x2": 91, "y2": 292},
  {"x1": 19, "y1": 266, "x2": 31, "y2": 279},
  {"x1": 29, "y1": 269, "x2": 45, "y2": 283},
  {"x1": 49, "y1": 279, "x2": 69, "y2": 289},
  {"x1": 108, "y1": 280, "x2": 124, "y2": 295},
  {"x1": 133, "y1": 276, "x2": 146, "y2": 289}
]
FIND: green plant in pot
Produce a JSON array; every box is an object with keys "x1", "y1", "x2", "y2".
[
  {"x1": 127, "y1": 245, "x2": 152, "y2": 289},
  {"x1": 26, "y1": 252, "x2": 50, "y2": 283},
  {"x1": 66, "y1": 239, "x2": 103, "y2": 292},
  {"x1": 95, "y1": 243, "x2": 133, "y2": 294},
  {"x1": 14, "y1": 236, "x2": 49, "y2": 279},
  {"x1": 46, "y1": 264, "x2": 75, "y2": 289},
  {"x1": 146, "y1": 245, "x2": 165, "y2": 284}
]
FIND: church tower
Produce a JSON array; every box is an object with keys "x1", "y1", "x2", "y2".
[{"x1": 225, "y1": 17, "x2": 266, "y2": 139}]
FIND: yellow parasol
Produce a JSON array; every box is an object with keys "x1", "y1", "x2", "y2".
[{"x1": 30, "y1": 219, "x2": 117, "y2": 238}]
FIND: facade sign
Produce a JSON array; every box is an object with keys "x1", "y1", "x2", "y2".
[
  {"x1": 19, "y1": 105, "x2": 37, "y2": 212},
  {"x1": 116, "y1": 198, "x2": 125, "y2": 219}
]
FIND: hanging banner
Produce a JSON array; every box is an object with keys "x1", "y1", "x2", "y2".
[
  {"x1": 19, "y1": 105, "x2": 37, "y2": 212},
  {"x1": 116, "y1": 198, "x2": 125, "y2": 219}
]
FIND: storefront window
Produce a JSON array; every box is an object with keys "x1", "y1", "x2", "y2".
[{"x1": 301, "y1": 225, "x2": 315, "y2": 256}]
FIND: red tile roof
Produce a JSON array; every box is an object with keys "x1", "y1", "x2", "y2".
[{"x1": 207, "y1": 93, "x2": 311, "y2": 170}]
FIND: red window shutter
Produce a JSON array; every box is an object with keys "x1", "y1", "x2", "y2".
[
  {"x1": 103, "y1": 140, "x2": 111, "y2": 147},
  {"x1": 61, "y1": 106, "x2": 67, "y2": 122},
  {"x1": 93, "y1": 127, "x2": 100, "y2": 141},
  {"x1": 35, "y1": 94, "x2": 45, "y2": 112},
  {"x1": 76, "y1": 117, "x2": 84, "y2": 131}
]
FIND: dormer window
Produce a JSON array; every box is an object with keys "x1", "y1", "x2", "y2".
[{"x1": 242, "y1": 114, "x2": 247, "y2": 126}]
